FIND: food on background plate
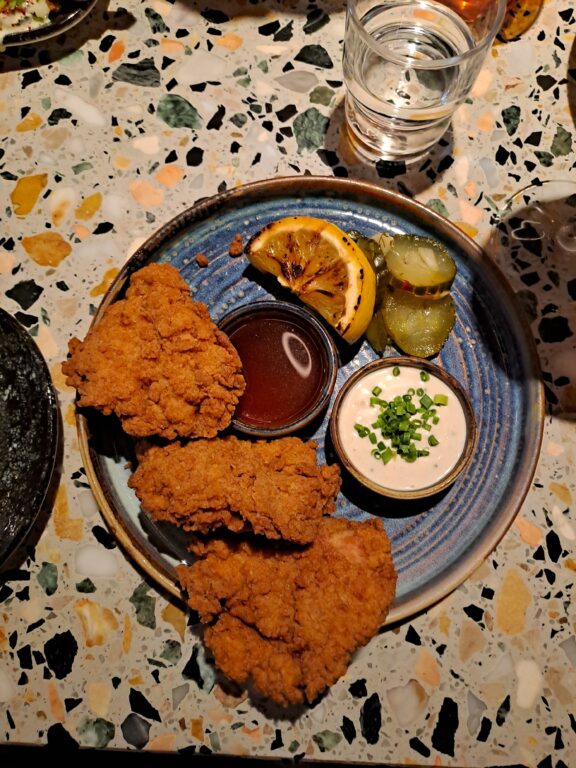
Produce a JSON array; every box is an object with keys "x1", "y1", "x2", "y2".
[
  {"x1": 176, "y1": 516, "x2": 397, "y2": 707},
  {"x1": 62, "y1": 263, "x2": 245, "y2": 440},
  {"x1": 1, "y1": 0, "x2": 53, "y2": 32},
  {"x1": 246, "y1": 216, "x2": 376, "y2": 344},
  {"x1": 217, "y1": 300, "x2": 338, "y2": 437},
  {"x1": 350, "y1": 230, "x2": 457, "y2": 357},
  {"x1": 129, "y1": 436, "x2": 341, "y2": 545},
  {"x1": 331, "y1": 359, "x2": 476, "y2": 499}
]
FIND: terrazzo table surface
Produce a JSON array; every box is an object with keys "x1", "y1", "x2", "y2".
[{"x1": 1, "y1": 1, "x2": 575, "y2": 765}]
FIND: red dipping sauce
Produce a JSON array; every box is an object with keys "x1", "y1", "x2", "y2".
[{"x1": 219, "y1": 301, "x2": 338, "y2": 435}]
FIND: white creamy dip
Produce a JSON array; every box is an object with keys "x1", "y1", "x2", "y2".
[{"x1": 336, "y1": 365, "x2": 468, "y2": 492}]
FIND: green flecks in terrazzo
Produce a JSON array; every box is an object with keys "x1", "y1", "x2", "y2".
[
  {"x1": 310, "y1": 86, "x2": 334, "y2": 106},
  {"x1": 535, "y1": 151, "x2": 554, "y2": 167},
  {"x1": 161, "y1": 640, "x2": 182, "y2": 665},
  {"x1": 427, "y1": 199, "x2": 450, "y2": 218},
  {"x1": 112, "y1": 58, "x2": 161, "y2": 87},
  {"x1": 502, "y1": 105, "x2": 520, "y2": 136},
  {"x1": 157, "y1": 94, "x2": 202, "y2": 130},
  {"x1": 230, "y1": 113, "x2": 247, "y2": 128},
  {"x1": 37, "y1": 562, "x2": 58, "y2": 596},
  {"x1": 60, "y1": 50, "x2": 85, "y2": 67},
  {"x1": 48, "y1": 108, "x2": 72, "y2": 126},
  {"x1": 551, "y1": 125, "x2": 572, "y2": 156},
  {"x1": 145, "y1": 6, "x2": 169, "y2": 34},
  {"x1": 312, "y1": 730, "x2": 342, "y2": 752},
  {"x1": 77, "y1": 717, "x2": 115, "y2": 748},
  {"x1": 72, "y1": 162, "x2": 93, "y2": 175},
  {"x1": 294, "y1": 44, "x2": 333, "y2": 69},
  {"x1": 209, "y1": 732, "x2": 221, "y2": 751},
  {"x1": 293, "y1": 107, "x2": 329, "y2": 152},
  {"x1": 129, "y1": 582, "x2": 156, "y2": 629},
  {"x1": 75, "y1": 578, "x2": 96, "y2": 593},
  {"x1": 257, "y1": 60, "x2": 269, "y2": 73}
]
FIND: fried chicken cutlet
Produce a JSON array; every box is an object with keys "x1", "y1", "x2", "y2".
[
  {"x1": 129, "y1": 436, "x2": 341, "y2": 544},
  {"x1": 176, "y1": 517, "x2": 397, "y2": 707},
  {"x1": 62, "y1": 263, "x2": 245, "y2": 439}
]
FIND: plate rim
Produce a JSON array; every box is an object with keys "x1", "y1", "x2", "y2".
[
  {"x1": 75, "y1": 175, "x2": 545, "y2": 623},
  {"x1": 0, "y1": 0, "x2": 98, "y2": 48},
  {"x1": 0, "y1": 308, "x2": 59, "y2": 565}
]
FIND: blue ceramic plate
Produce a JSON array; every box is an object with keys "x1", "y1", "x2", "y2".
[
  {"x1": 0, "y1": 309, "x2": 59, "y2": 565},
  {"x1": 77, "y1": 177, "x2": 544, "y2": 624}
]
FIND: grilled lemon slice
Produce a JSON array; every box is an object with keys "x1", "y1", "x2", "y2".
[{"x1": 246, "y1": 216, "x2": 377, "y2": 343}]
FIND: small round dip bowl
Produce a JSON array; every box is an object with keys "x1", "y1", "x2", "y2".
[
  {"x1": 218, "y1": 300, "x2": 339, "y2": 438},
  {"x1": 330, "y1": 357, "x2": 477, "y2": 499}
]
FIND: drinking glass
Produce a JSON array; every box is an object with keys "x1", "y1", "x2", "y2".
[{"x1": 343, "y1": 0, "x2": 507, "y2": 162}]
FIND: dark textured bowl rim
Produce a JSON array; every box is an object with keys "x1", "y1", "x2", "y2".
[
  {"x1": 218, "y1": 299, "x2": 339, "y2": 438},
  {"x1": 330, "y1": 356, "x2": 477, "y2": 500}
]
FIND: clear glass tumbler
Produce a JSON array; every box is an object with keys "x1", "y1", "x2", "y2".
[{"x1": 343, "y1": 0, "x2": 506, "y2": 162}]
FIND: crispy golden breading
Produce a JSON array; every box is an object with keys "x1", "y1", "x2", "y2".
[
  {"x1": 129, "y1": 436, "x2": 341, "y2": 544},
  {"x1": 177, "y1": 517, "x2": 397, "y2": 707},
  {"x1": 62, "y1": 263, "x2": 245, "y2": 439}
]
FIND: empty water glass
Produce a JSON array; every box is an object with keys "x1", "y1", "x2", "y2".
[{"x1": 343, "y1": 0, "x2": 506, "y2": 162}]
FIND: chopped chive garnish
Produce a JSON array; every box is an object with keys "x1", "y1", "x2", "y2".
[
  {"x1": 393, "y1": 366, "x2": 400, "y2": 376},
  {"x1": 372, "y1": 386, "x2": 382, "y2": 396},
  {"x1": 434, "y1": 394, "x2": 448, "y2": 406},
  {"x1": 428, "y1": 435, "x2": 439, "y2": 447},
  {"x1": 382, "y1": 447, "x2": 394, "y2": 464},
  {"x1": 420, "y1": 394, "x2": 433, "y2": 410},
  {"x1": 420, "y1": 370, "x2": 430, "y2": 382},
  {"x1": 369, "y1": 432, "x2": 377, "y2": 444},
  {"x1": 416, "y1": 387, "x2": 424, "y2": 396}
]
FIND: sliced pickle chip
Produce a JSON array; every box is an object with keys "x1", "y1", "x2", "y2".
[
  {"x1": 365, "y1": 308, "x2": 389, "y2": 354},
  {"x1": 383, "y1": 288, "x2": 455, "y2": 358},
  {"x1": 386, "y1": 235, "x2": 456, "y2": 296}
]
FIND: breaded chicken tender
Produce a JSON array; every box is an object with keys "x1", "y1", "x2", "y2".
[
  {"x1": 62, "y1": 263, "x2": 245, "y2": 439},
  {"x1": 177, "y1": 517, "x2": 397, "y2": 707},
  {"x1": 129, "y1": 436, "x2": 341, "y2": 544}
]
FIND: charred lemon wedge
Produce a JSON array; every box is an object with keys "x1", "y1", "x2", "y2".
[{"x1": 246, "y1": 216, "x2": 377, "y2": 343}]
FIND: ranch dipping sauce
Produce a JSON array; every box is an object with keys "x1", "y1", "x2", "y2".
[{"x1": 336, "y1": 364, "x2": 468, "y2": 494}]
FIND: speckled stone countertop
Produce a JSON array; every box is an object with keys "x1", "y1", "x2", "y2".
[{"x1": 0, "y1": 1, "x2": 575, "y2": 764}]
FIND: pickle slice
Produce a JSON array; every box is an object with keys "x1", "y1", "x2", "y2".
[
  {"x1": 365, "y1": 308, "x2": 389, "y2": 354},
  {"x1": 386, "y1": 235, "x2": 456, "y2": 296},
  {"x1": 383, "y1": 288, "x2": 455, "y2": 358}
]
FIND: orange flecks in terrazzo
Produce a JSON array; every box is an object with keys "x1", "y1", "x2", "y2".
[
  {"x1": 87, "y1": 681, "x2": 112, "y2": 717},
  {"x1": 215, "y1": 33, "x2": 243, "y2": 50},
  {"x1": 22, "y1": 231, "x2": 72, "y2": 267},
  {"x1": 74, "y1": 224, "x2": 91, "y2": 239},
  {"x1": 458, "y1": 619, "x2": 486, "y2": 662},
  {"x1": 495, "y1": 569, "x2": 532, "y2": 635},
  {"x1": 129, "y1": 179, "x2": 164, "y2": 208},
  {"x1": 161, "y1": 602, "x2": 187, "y2": 641},
  {"x1": 438, "y1": 612, "x2": 451, "y2": 636},
  {"x1": 454, "y1": 221, "x2": 479, "y2": 239},
  {"x1": 50, "y1": 190, "x2": 76, "y2": 228},
  {"x1": 16, "y1": 112, "x2": 43, "y2": 132},
  {"x1": 90, "y1": 268, "x2": 120, "y2": 298},
  {"x1": 108, "y1": 39, "x2": 125, "y2": 63},
  {"x1": 45, "y1": 682, "x2": 65, "y2": 722},
  {"x1": 114, "y1": 126, "x2": 123, "y2": 137},
  {"x1": 53, "y1": 485, "x2": 83, "y2": 541},
  {"x1": 122, "y1": 613, "x2": 132, "y2": 654},
  {"x1": 160, "y1": 39, "x2": 184, "y2": 55},
  {"x1": 549, "y1": 482, "x2": 572, "y2": 506},
  {"x1": 241, "y1": 724, "x2": 263, "y2": 742},
  {"x1": 11, "y1": 174, "x2": 47, "y2": 216},
  {"x1": 190, "y1": 718, "x2": 204, "y2": 742},
  {"x1": 155, "y1": 164, "x2": 185, "y2": 189},
  {"x1": 515, "y1": 516, "x2": 543, "y2": 547},
  {"x1": 565, "y1": 558, "x2": 576, "y2": 572},
  {"x1": 476, "y1": 111, "x2": 494, "y2": 132},
  {"x1": 148, "y1": 733, "x2": 177, "y2": 752},
  {"x1": 50, "y1": 361, "x2": 72, "y2": 391},
  {"x1": 73, "y1": 598, "x2": 119, "y2": 647},
  {"x1": 65, "y1": 404, "x2": 76, "y2": 426},
  {"x1": 415, "y1": 648, "x2": 440, "y2": 687},
  {"x1": 0, "y1": 627, "x2": 7, "y2": 651},
  {"x1": 0, "y1": 250, "x2": 16, "y2": 273},
  {"x1": 128, "y1": 675, "x2": 144, "y2": 686},
  {"x1": 76, "y1": 192, "x2": 102, "y2": 221},
  {"x1": 463, "y1": 180, "x2": 476, "y2": 198},
  {"x1": 112, "y1": 155, "x2": 132, "y2": 170}
]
